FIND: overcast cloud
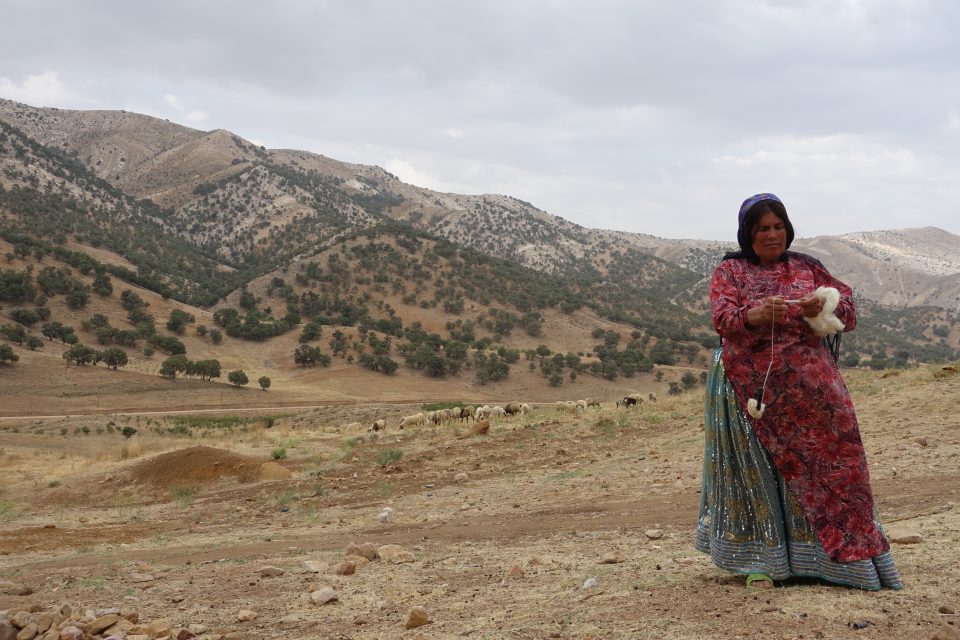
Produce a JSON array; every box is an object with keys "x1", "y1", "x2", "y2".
[{"x1": 2, "y1": 0, "x2": 959, "y2": 241}]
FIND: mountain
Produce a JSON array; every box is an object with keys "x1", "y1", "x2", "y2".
[{"x1": 1, "y1": 98, "x2": 957, "y2": 386}]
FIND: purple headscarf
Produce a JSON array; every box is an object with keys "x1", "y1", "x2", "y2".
[{"x1": 736, "y1": 192, "x2": 794, "y2": 256}]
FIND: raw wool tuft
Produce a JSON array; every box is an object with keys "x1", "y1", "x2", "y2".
[
  {"x1": 803, "y1": 286, "x2": 845, "y2": 336},
  {"x1": 746, "y1": 398, "x2": 766, "y2": 419}
]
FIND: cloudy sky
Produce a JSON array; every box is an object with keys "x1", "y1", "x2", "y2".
[{"x1": 2, "y1": 0, "x2": 959, "y2": 241}]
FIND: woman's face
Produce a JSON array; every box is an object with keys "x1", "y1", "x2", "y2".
[{"x1": 751, "y1": 211, "x2": 787, "y2": 266}]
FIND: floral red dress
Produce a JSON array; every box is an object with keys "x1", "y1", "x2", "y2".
[{"x1": 710, "y1": 252, "x2": 889, "y2": 563}]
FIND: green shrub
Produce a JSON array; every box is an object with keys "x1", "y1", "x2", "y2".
[{"x1": 376, "y1": 448, "x2": 403, "y2": 466}]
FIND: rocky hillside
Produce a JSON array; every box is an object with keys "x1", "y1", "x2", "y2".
[{"x1": 1, "y1": 98, "x2": 957, "y2": 368}]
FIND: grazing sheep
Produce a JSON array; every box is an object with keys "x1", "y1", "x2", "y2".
[
  {"x1": 459, "y1": 406, "x2": 476, "y2": 422},
  {"x1": 586, "y1": 398, "x2": 601, "y2": 408},
  {"x1": 504, "y1": 401, "x2": 522, "y2": 416},
  {"x1": 618, "y1": 396, "x2": 641, "y2": 408},
  {"x1": 519, "y1": 403, "x2": 531, "y2": 415},
  {"x1": 399, "y1": 412, "x2": 426, "y2": 429},
  {"x1": 648, "y1": 392, "x2": 658, "y2": 402},
  {"x1": 556, "y1": 400, "x2": 578, "y2": 414},
  {"x1": 370, "y1": 419, "x2": 386, "y2": 432},
  {"x1": 344, "y1": 421, "x2": 363, "y2": 434},
  {"x1": 475, "y1": 405, "x2": 491, "y2": 420},
  {"x1": 489, "y1": 406, "x2": 506, "y2": 418},
  {"x1": 576, "y1": 399, "x2": 588, "y2": 411}
]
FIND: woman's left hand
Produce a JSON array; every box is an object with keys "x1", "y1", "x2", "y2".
[{"x1": 798, "y1": 292, "x2": 824, "y2": 318}]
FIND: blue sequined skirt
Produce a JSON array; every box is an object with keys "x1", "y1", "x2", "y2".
[{"x1": 695, "y1": 348, "x2": 902, "y2": 590}]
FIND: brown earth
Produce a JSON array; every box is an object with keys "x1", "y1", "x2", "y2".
[{"x1": 1, "y1": 366, "x2": 959, "y2": 639}]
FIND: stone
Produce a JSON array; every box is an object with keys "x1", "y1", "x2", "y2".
[
  {"x1": 335, "y1": 562, "x2": 356, "y2": 576},
  {"x1": 15, "y1": 623, "x2": 37, "y2": 640},
  {"x1": 236, "y1": 610, "x2": 257, "y2": 622},
  {"x1": 377, "y1": 508, "x2": 393, "y2": 523},
  {"x1": 187, "y1": 624, "x2": 208, "y2": 635},
  {"x1": 10, "y1": 613, "x2": 32, "y2": 629},
  {"x1": 57, "y1": 628, "x2": 83, "y2": 640},
  {"x1": 0, "y1": 622, "x2": 16, "y2": 640},
  {"x1": 887, "y1": 526, "x2": 923, "y2": 544},
  {"x1": 144, "y1": 620, "x2": 172, "y2": 638},
  {"x1": 85, "y1": 614, "x2": 120, "y2": 635},
  {"x1": 932, "y1": 624, "x2": 960, "y2": 640},
  {"x1": 599, "y1": 550, "x2": 626, "y2": 564},
  {"x1": 404, "y1": 607, "x2": 430, "y2": 629},
  {"x1": 454, "y1": 472, "x2": 468, "y2": 483},
  {"x1": 176, "y1": 630, "x2": 197, "y2": 640},
  {"x1": 279, "y1": 614, "x2": 304, "y2": 624},
  {"x1": 344, "y1": 554, "x2": 370, "y2": 568},
  {"x1": 119, "y1": 606, "x2": 138, "y2": 622},
  {"x1": 129, "y1": 573, "x2": 155, "y2": 583},
  {"x1": 0, "y1": 582, "x2": 32, "y2": 597},
  {"x1": 259, "y1": 566, "x2": 284, "y2": 577},
  {"x1": 939, "y1": 606, "x2": 956, "y2": 615},
  {"x1": 508, "y1": 565, "x2": 525, "y2": 578},
  {"x1": 345, "y1": 542, "x2": 378, "y2": 560},
  {"x1": 311, "y1": 587, "x2": 339, "y2": 605},
  {"x1": 31, "y1": 616, "x2": 52, "y2": 635},
  {"x1": 645, "y1": 529, "x2": 664, "y2": 540},
  {"x1": 303, "y1": 560, "x2": 325, "y2": 573},
  {"x1": 377, "y1": 544, "x2": 415, "y2": 563}
]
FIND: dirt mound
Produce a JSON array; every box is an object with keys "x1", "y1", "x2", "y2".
[{"x1": 129, "y1": 446, "x2": 264, "y2": 488}]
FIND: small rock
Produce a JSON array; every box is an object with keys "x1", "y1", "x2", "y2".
[
  {"x1": 58, "y1": 627, "x2": 83, "y2": 640},
  {"x1": 645, "y1": 529, "x2": 664, "y2": 540},
  {"x1": 847, "y1": 620, "x2": 871, "y2": 630},
  {"x1": 311, "y1": 587, "x2": 339, "y2": 605},
  {"x1": 345, "y1": 542, "x2": 378, "y2": 560},
  {"x1": 0, "y1": 582, "x2": 32, "y2": 597},
  {"x1": 508, "y1": 565, "x2": 525, "y2": 578},
  {"x1": 887, "y1": 526, "x2": 923, "y2": 544},
  {"x1": 303, "y1": 560, "x2": 325, "y2": 573},
  {"x1": 377, "y1": 544, "x2": 416, "y2": 563},
  {"x1": 32, "y1": 614, "x2": 53, "y2": 634},
  {"x1": 85, "y1": 615, "x2": 120, "y2": 635},
  {"x1": 259, "y1": 566, "x2": 284, "y2": 577},
  {"x1": 187, "y1": 623, "x2": 208, "y2": 635},
  {"x1": 144, "y1": 620, "x2": 171, "y2": 638},
  {"x1": 454, "y1": 472, "x2": 468, "y2": 483},
  {"x1": 119, "y1": 605, "x2": 138, "y2": 622},
  {"x1": 15, "y1": 623, "x2": 37, "y2": 640},
  {"x1": 404, "y1": 607, "x2": 430, "y2": 629},
  {"x1": 279, "y1": 614, "x2": 304, "y2": 624},
  {"x1": 129, "y1": 573, "x2": 155, "y2": 583},
  {"x1": 0, "y1": 624, "x2": 15, "y2": 640},
  {"x1": 939, "y1": 606, "x2": 956, "y2": 615},
  {"x1": 10, "y1": 612, "x2": 32, "y2": 629},
  {"x1": 335, "y1": 562, "x2": 356, "y2": 576},
  {"x1": 377, "y1": 508, "x2": 394, "y2": 523},
  {"x1": 176, "y1": 631, "x2": 197, "y2": 640},
  {"x1": 932, "y1": 624, "x2": 960, "y2": 640},
  {"x1": 581, "y1": 577, "x2": 598, "y2": 589},
  {"x1": 236, "y1": 610, "x2": 257, "y2": 622},
  {"x1": 599, "y1": 550, "x2": 626, "y2": 564},
  {"x1": 343, "y1": 554, "x2": 371, "y2": 568}
]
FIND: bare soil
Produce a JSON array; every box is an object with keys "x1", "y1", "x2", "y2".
[{"x1": 1, "y1": 366, "x2": 959, "y2": 639}]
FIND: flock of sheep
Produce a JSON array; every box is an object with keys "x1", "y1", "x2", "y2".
[{"x1": 342, "y1": 393, "x2": 657, "y2": 434}]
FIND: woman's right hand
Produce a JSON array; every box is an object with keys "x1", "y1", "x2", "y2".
[{"x1": 747, "y1": 296, "x2": 788, "y2": 327}]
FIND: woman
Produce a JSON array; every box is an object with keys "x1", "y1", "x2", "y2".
[{"x1": 695, "y1": 193, "x2": 902, "y2": 591}]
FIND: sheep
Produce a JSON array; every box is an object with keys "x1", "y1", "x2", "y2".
[
  {"x1": 556, "y1": 400, "x2": 578, "y2": 414},
  {"x1": 370, "y1": 419, "x2": 386, "y2": 432},
  {"x1": 475, "y1": 405, "x2": 491, "y2": 420},
  {"x1": 504, "y1": 401, "x2": 522, "y2": 416},
  {"x1": 399, "y1": 412, "x2": 426, "y2": 429},
  {"x1": 488, "y1": 406, "x2": 506, "y2": 418},
  {"x1": 343, "y1": 421, "x2": 363, "y2": 434},
  {"x1": 459, "y1": 406, "x2": 476, "y2": 421},
  {"x1": 586, "y1": 398, "x2": 601, "y2": 409},
  {"x1": 575, "y1": 399, "x2": 588, "y2": 411},
  {"x1": 617, "y1": 393, "x2": 644, "y2": 408},
  {"x1": 519, "y1": 403, "x2": 531, "y2": 415},
  {"x1": 648, "y1": 392, "x2": 658, "y2": 402}
]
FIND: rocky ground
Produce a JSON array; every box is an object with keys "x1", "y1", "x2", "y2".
[{"x1": 1, "y1": 365, "x2": 959, "y2": 639}]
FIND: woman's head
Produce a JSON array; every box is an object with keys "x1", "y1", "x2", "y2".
[{"x1": 737, "y1": 193, "x2": 795, "y2": 265}]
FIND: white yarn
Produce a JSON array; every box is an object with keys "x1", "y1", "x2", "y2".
[
  {"x1": 803, "y1": 286, "x2": 845, "y2": 336},
  {"x1": 747, "y1": 286, "x2": 845, "y2": 421}
]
